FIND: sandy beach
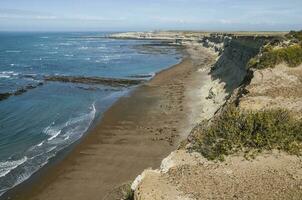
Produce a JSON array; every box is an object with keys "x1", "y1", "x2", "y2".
[{"x1": 5, "y1": 43, "x2": 216, "y2": 200}]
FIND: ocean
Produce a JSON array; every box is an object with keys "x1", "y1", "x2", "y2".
[{"x1": 0, "y1": 32, "x2": 181, "y2": 195}]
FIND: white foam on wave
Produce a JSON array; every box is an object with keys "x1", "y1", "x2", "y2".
[
  {"x1": 40, "y1": 103, "x2": 96, "y2": 146},
  {"x1": 59, "y1": 43, "x2": 71, "y2": 46},
  {"x1": 0, "y1": 103, "x2": 97, "y2": 197},
  {"x1": 63, "y1": 103, "x2": 96, "y2": 140},
  {"x1": 69, "y1": 104, "x2": 95, "y2": 126},
  {"x1": 37, "y1": 141, "x2": 44, "y2": 147},
  {"x1": 0, "y1": 158, "x2": 50, "y2": 197},
  {"x1": 31, "y1": 104, "x2": 95, "y2": 158},
  {"x1": 47, "y1": 130, "x2": 61, "y2": 141},
  {"x1": 5, "y1": 50, "x2": 21, "y2": 53},
  {"x1": 43, "y1": 123, "x2": 63, "y2": 141},
  {"x1": 45, "y1": 146, "x2": 57, "y2": 153},
  {"x1": 0, "y1": 71, "x2": 19, "y2": 79},
  {"x1": 1, "y1": 71, "x2": 14, "y2": 74},
  {"x1": 101, "y1": 54, "x2": 121, "y2": 62},
  {"x1": 0, "y1": 157, "x2": 28, "y2": 178},
  {"x1": 79, "y1": 46, "x2": 88, "y2": 50},
  {"x1": 0, "y1": 74, "x2": 10, "y2": 78}
]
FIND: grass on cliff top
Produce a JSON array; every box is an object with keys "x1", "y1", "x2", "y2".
[
  {"x1": 193, "y1": 106, "x2": 302, "y2": 161},
  {"x1": 248, "y1": 43, "x2": 302, "y2": 69},
  {"x1": 286, "y1": 30, "x2": 302, "y2": 41},
  {"x1": 248, "y1": 30, "x2": 302, "y2": 69}
]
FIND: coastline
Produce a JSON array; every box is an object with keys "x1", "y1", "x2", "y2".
[
  {"x1": 4, "y1": 42, "x2": 216, "y2": 200},
  {"x1": 114, "y1": 31, "x2": 302, "y2": 199}
]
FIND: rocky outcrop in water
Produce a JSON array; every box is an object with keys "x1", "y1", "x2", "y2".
[
  {"x1": 0, "y1": 75, "x2": 145, "y2": 101},
  {"x1": 44, "y1": 75, "x2": 145, "y2": 87},
  {"x1": 0, "y1": 93, "x2": 11, "y2": 101},
  {"x1": 0, "y1": 82, "x2": 44, "y2": 101}
]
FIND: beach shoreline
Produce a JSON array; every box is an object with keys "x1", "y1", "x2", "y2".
[{"x1": 3, "y1": 41, "x2": 216, "y2": 200}]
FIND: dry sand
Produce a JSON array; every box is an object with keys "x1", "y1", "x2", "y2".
[
  {"x1": 134, "y1": 150, "x2": 302, "y2": 200},
  {"x1": 6, "y1": 44, "x2": 216, "y2": 200}
]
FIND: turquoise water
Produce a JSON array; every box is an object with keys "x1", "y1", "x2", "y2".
[{"x1": 0, "y1": 32, "x2": 181, "y2": 195}]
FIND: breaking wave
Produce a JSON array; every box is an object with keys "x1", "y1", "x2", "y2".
[{"x1": 0, "y1": 157, "x2": 28, "y2": 178}]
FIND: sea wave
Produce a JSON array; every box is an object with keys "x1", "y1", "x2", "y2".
[
  {"x1": 102, "y1": 55, "x2": 121, "y2": 61},
  {"x1": 64, "y1": 54, "x2": 74, "y2": 57},
  {"x1": 0, "y1": 71, "x2": 19, "y2": 79},
  {"x1": 128, "y1": 72, "x2": 155, "y2": 79},
  {"x1": 47, "y1": 130, "x2": 62, "y2": 141},
  {"x1": 43, "y1": 103, "x2": 96, "y2": 143},
  {"x1": 78, "y1": 46, "x2": 88, "y2": 50},
  {"x1": 0, "y1": 103, "x2": 96, "y2": 197},
  {"x1": 59, "y1": 43, "x2": 72, "y2": 46},
  {"x1": 0, "y1": 74, "x2": 10, "y2": 79},
  {"x1": 48, "y1": 51, "x2": 58, "y2": 54},
  {"x1": 32, "y1": 58, "x2": 43, "y2": 61},
  {"x1": 0, "y1": 157, "x2": 28, "y2": 178},
  {"x1": 5, "y1": 50, "x2": 21, "y2": 53}
]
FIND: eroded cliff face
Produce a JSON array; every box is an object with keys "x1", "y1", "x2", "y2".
[{"x1": 207, "y1": 35, "x2": 268, "y2": 92}]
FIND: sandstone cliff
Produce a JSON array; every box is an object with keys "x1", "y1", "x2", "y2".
[{"x1": 112, "y1": 31, "x2": 302, "y2": 200}]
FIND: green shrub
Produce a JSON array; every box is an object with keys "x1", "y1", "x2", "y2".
[
  {"x1": 193, "y1": 106, "x2": 302, "y2": 160},
  {"x1": 248, "y1": 44, "x2": 302, "y2": 69},
  {"x1": 286, "y1": 30, "x2": 302, "y2": 41},
  {"x1": 124, "y1": 184, "x2": 134, "y2": 200}
]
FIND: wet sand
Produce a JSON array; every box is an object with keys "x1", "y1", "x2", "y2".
[{"x1": 8, "y1": 44, "x2": 215, "y2": 200}]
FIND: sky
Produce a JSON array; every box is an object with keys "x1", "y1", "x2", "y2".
[{"x1": 0, "y1": 0, "x2": 301, "y2": 31}]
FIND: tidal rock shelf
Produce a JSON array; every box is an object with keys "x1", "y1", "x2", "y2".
[
  {"x1": 0, "y1": 82, "x2": 44, "y2": 101},
  {"x1": 44, "y1": 75, "x2": 145, "y2": 87},
  {"x1": 0, "y1": 75, "x2": 145, "y2": 102}
]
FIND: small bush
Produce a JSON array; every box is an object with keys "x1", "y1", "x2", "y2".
[
  {"x1": 286, "y1": 30, "x2": 302, "y2": 41},
  {"x1": 248, "y1": 44, "x2": 302, "y2": 69},
  {"x1": 124, "y1": 184, "x2": 134, "y2": 200},
  {"x1": 193, "y1": 106, "x2": 302, "y2": 160}
]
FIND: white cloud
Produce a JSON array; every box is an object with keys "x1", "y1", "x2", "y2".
[{"x1": 0, "y1": 8, "x2": 125, "y2": 22}]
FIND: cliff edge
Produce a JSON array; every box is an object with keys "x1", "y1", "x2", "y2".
[{"x1": 112, "y1": 31, "x2": 302, "y2": 200}]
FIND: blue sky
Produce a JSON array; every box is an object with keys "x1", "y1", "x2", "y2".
[{"x1": 0, "y1": 0, "x2": 301, "y2": 31}]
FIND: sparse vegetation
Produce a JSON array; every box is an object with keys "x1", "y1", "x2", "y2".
[
  {"x1": 248, "y1": 30, "x2": 302, "y2": 69},
  {"x1": 123, "y1": 184, "x2": 134, "y2": 200},
  {"x1": 193, "y1": 106, "x2": 302, "y2": 161},
  {"x1": 248, "y1": 43, "x2": 302, "y2": 69},
  {"x1": 286, "y1": 30, "x2": 302, "y2": 41}
]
